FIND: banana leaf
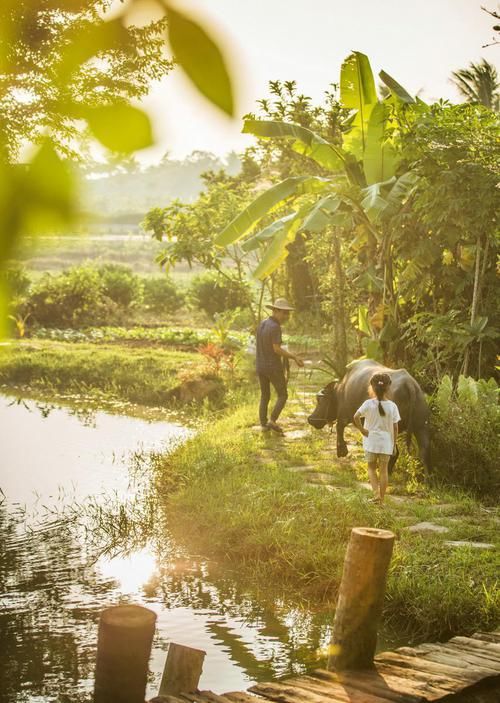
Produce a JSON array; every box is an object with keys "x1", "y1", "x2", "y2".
[
  {"x1": 341, "y1": 52, "x2": 377, "y2": 159},
  {"x1": 341, "y1": 51, "x2": 377, "y2": 109},
  {"x1": 379, "y1": 70, "x2": 415, "y2": 104},
  {"x1": 298, "y1": 194, "x2": 341, "y2": 232},
  {"x1": 381, "y1": 171, "x2": 418, "y2": 219},
  {"x1": 241, "y1": 212, "x2": 297, "y2": 252},
  {"x1": 215, "y1": 176, "x2": 331, "y2": 246},
  {"x1": 243, "y1": 119, "x2": 346, "y2": 172},
  {"x1": 363, "y1": 102, "x2": 398, "y2": 185},
  {"x1": 252, "y1": 214, "x2": 303, "y2": 279},
  {"x1": 358, "y1": 305, "x2": 372, "y2": 336},
  {"x1": 360, "y1": 177, "x2": 395, "y2": 222}
]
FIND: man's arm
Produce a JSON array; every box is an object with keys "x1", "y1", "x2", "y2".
[{"x1": 272, "y1": 343, "x2": 304, "y2": 367}]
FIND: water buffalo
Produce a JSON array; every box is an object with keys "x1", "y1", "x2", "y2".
[{"x1": 308, "y1": 359, "x2": 431, "y2": 473}]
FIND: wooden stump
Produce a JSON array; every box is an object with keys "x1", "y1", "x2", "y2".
[
  {"x1": 159, "y1": 642, "x2": 206, "y2": 696},
  {"x1": 94, "y1": 604, "x2": 157, "y2": 703},
  {"x1": 328, "y1": 526, "x2": 395, "y2": 671}
]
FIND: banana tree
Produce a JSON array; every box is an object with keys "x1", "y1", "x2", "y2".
[{"x1": 215, "y1": 51, "x2": 418, "y2": 359}]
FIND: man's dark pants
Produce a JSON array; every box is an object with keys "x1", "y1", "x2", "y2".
[{"x1": 258, "y1": 369, "x2": 288, "y2": 426}]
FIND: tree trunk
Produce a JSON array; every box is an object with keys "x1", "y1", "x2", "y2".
[
  {"x1": 286, "y1": 232, "x2": 316, "y2": 312},
  {"x1": 332, "y1": 229, "x2": 348, "y2": 373},
  {"x1": 464, "y1": 235, "x2": 483, "y2": 377}
]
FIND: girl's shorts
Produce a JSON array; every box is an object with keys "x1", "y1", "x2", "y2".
[{"x1": 365, "y1": 451, "x2": 391, "y2": 462}]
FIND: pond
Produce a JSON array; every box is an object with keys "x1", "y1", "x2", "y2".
[{"x1": 1, "y1": 393, "x2": 339, "y2": 702}]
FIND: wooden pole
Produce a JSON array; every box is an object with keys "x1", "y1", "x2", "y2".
[
  {"x1": 94, "y1": 604, "x2": 157, "y2": 703},
  {"x1": 328, "y1": 527, "x2": 395, "y2": 671},
  {"x1": 159, "y1": 642, "x2": 206, "y2": 696}
]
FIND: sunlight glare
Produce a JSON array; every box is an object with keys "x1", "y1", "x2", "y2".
[{"x1": 98, "y1": 548, "x2": 157, "y2": 594}]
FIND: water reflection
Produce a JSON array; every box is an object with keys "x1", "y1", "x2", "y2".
[{"x1": 0, "y1": 393, "x2": 334, "y2": 701}]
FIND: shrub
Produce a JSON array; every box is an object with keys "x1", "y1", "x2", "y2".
[
  {"x1": 23, "y1": 266, "x2": 114, "y2": 328},
  {"x1": 188, "y1": 270, "x2": 252, "y2": 317},
  {"x1": 430, "y1": 375, "x2": 499, "y2": 498},
  {"x1": 97, "y1": 264, "x2": 143, "y2": 308},
  {"x1": 0, "y1": 265, "x2": 31, "y2": 297},
  {"x1": 143, "y1": 276, "x2": 184, "y2": 313}
]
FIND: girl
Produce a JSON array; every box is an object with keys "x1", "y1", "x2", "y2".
[{"x1": 353, "y1": 373, "x2": 401, "y2": 504}]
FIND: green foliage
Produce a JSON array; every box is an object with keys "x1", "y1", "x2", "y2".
[
  {"x1": 0, "y1": 266, "x2": 31, "y2": 298},
  {"x1": 1, "y1": 0, "x2": 172, "y2": 161},
  {"x1": 219, "y1": 65, "x2": 499, "y2": 379},
  {"x1": 21, "y1": 264, "x2": 145, "y2": 327},
  {"x1": 84, "y1": 104, "x2": 154, "y2": 153},
  {"x1": 394, "y1": 102, "x2": 500, "y2": 378},
  {"x1": 142, "y1": 168, "x2": 260, "y2": 318},
  {"x1": 31, "y1": 325, "x2": 248, "y2": 350},
  {"x1": 431, "y1": 375, "x2": 500, "y2": 497},
  {"x1": 165, "y1": 5, "x2": 233, "y2": 116},
  {"x1": 215, "y1": 50, "x2": 411, "y2": 328},
  {"x1": 97, "y1": 264, "x2": 143, "y2": 309},
  {"x1": 0, "y1": 0, "x2": 236, "y2": 333},
  {"x1": 143, "y1": 276, "x2": 185, "y2": 313},
  {"x1": 450, "y1": 59, "x2": 500, "y2": 111},
  {"x1": 188, "y1": 270, "x2": 253, "y2": 318},
  {"x1": 23, "y1": 266, "x2": 112, "y2": 328}
]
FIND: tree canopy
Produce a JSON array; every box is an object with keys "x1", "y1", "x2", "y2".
[
  {"x1": 0, "y1": 0, "x2": 172, "y2": 160},
  {"x1": 0, "y1": 0, "x2": 237, "y2": 332}
]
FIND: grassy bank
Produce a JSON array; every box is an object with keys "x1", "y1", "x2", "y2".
[
  {"x1": 158, "y1": 395, "x2": 500, "y2": 642},
  {"x1": 0, "y1": 340, "x2": 220, "y2": 407}
]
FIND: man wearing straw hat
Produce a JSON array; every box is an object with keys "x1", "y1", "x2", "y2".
[{"x1": 256, "y1": 297, "x2": 304, "y2": 434}]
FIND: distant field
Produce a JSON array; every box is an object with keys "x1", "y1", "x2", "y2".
[{"x1": 12, "y1": 234, "x2": 206, "y2": 281}]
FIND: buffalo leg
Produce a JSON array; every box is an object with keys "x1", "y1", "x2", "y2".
[
  {"x1": 415, "y1": 426, "x2": 431, "y2": 477},
  {"x1": 336, "y1": 420, "x2": 349, "y2": 457},
  {"x1": 388, "y1": 444, "x2": 399, "y2": 475}
]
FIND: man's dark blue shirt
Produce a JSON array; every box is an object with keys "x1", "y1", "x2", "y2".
[{"x1": 256, "y1": 316, "x2": 283, "y2": 374}]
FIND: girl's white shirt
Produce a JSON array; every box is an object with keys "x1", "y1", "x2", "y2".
[{"x1": 356, "y1": 398, "x2": 401, "y2": 454}]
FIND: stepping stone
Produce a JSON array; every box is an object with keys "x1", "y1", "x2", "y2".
[
  {"x1": 283, "y1": 429, "x2": 311, "y2": 440},
  {"x1": 387, "y1": 494, "x2": 410, "y2": 503},
  {"x1": 305, "y1": 472, "x2": 335, "y2": 484},
  {"x1": 286, "y1": 465, "x2": 317, "y2": 473},
  {"x1": 444, "y1": 540, "x2": 495, "y2": 549},
  {"x1": 406, "y1": 522, "x2": 450, "y2": 534}
]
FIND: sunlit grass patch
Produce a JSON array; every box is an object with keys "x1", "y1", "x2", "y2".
[
  {"x1": 0, "y1": 339, "x2": 215, "y2": 407},
  {"x1": 388, "y1": 534, "x2": 500, "y2": 639},
  {"x1": 160, "y1": 399, "x2": 500, "y2": 640}
]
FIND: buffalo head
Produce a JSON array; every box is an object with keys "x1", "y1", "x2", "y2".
[{"x1": 308, "y1": 382, "x2": 338, "y2": 429}]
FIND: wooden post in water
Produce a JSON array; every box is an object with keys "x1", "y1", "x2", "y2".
[
  {"x1": 94, "y1": 604, "x2": 157, "y2": 703},
  {"x1": 159, "y1": 642, "x2": 206, "y2": 696},
  {"x1": 328, "y1": 527, "x2": 395, "y2": 671}
]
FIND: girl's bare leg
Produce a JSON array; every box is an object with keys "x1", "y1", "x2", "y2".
[
  {"x1": 379, "y1": 458, "x2": 389, "y2": 503},
  {"x1": 367, "y1": 460, "x2": 380, "y2": 499}
]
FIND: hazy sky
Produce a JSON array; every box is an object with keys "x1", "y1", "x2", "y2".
[{"x1": 138, "y1": 0, "x2": 499, "y2": 161}]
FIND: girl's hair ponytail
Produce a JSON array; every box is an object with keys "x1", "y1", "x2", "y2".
[{"x1": 369, "y1": 373, "x2": 392, "y2": 416}]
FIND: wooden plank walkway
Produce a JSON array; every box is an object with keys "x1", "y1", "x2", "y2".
[{"x1": 150, "y1": 629, "x2": 500, "y2": 703}]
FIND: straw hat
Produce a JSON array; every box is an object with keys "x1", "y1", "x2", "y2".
[{"x1": 265, "y1": 297, "x2": 295, "y2": 311}]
